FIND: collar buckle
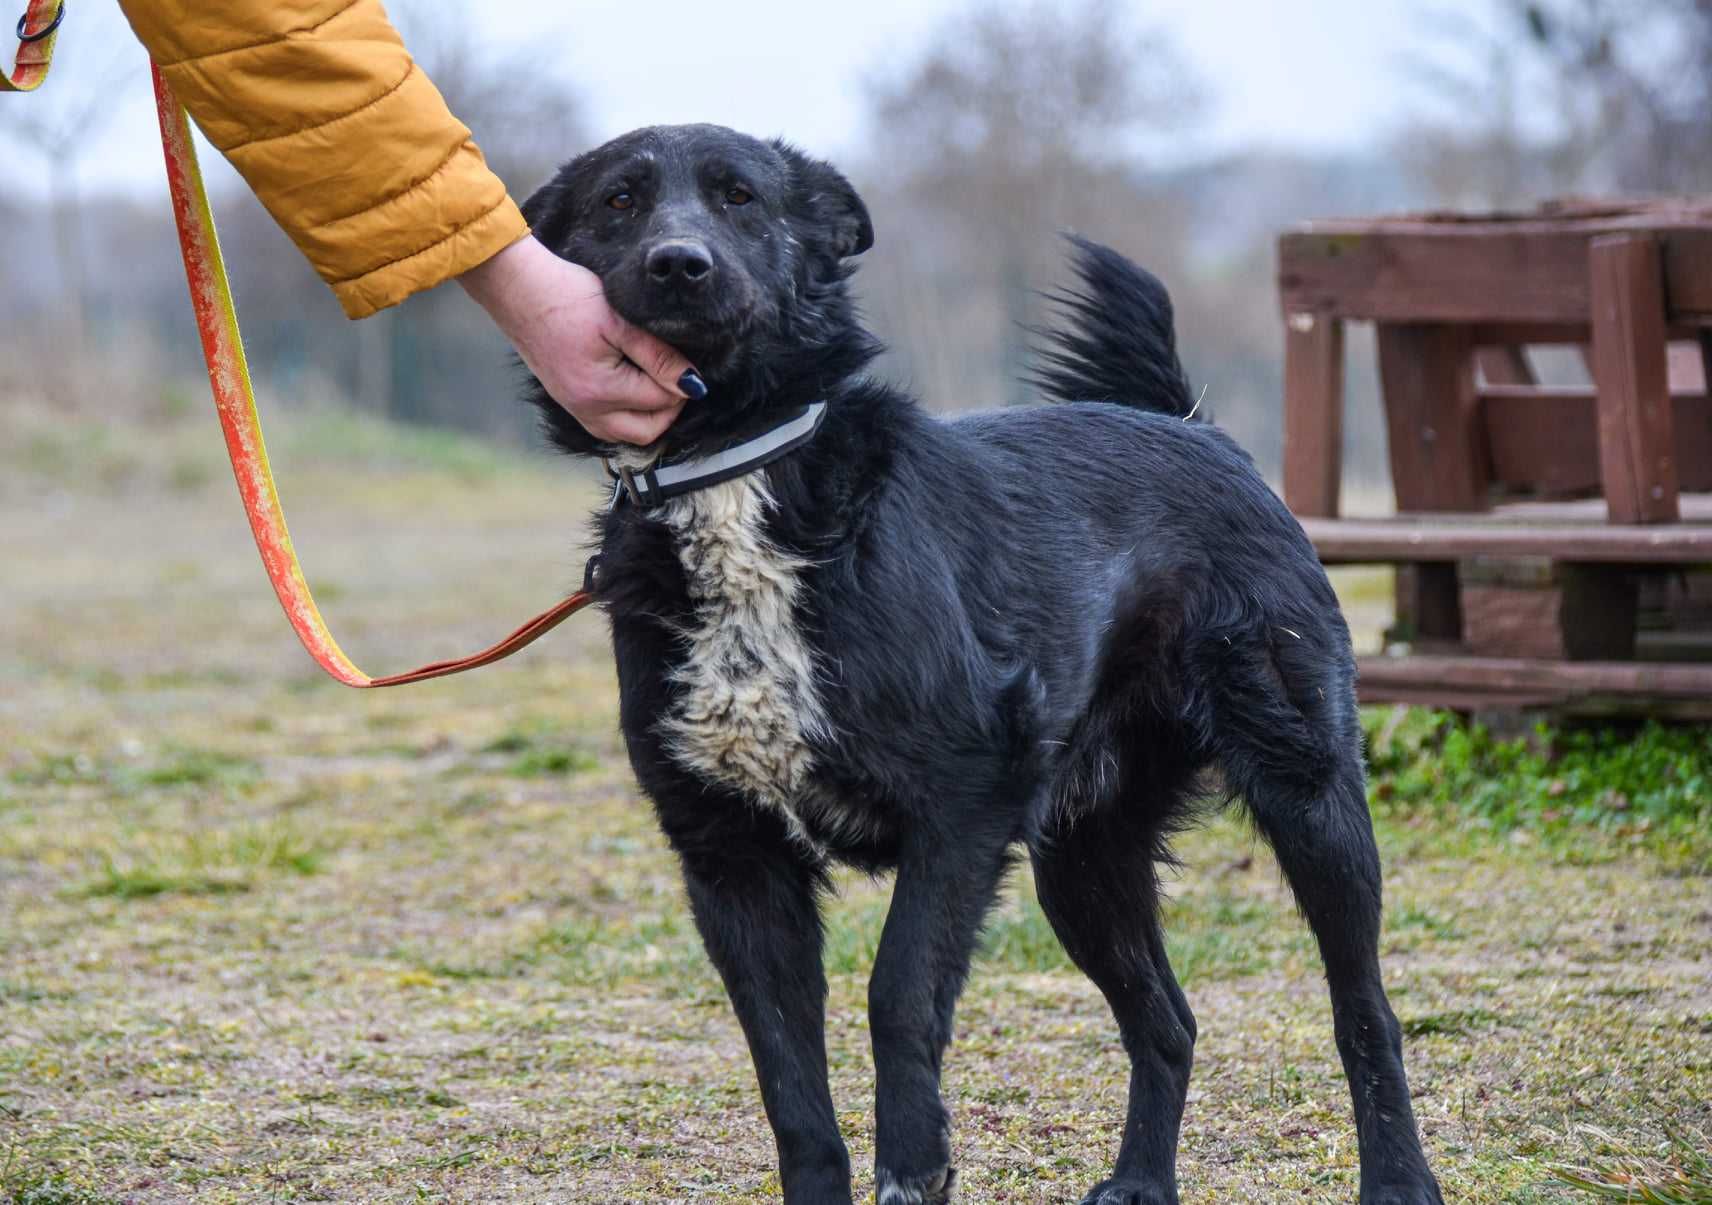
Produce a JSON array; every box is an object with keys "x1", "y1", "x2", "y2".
[
  {"x1": 617, "y1": 463, "x2": 646, "y2": 508},
  {"x1": 602, "y1": 455, "x2": 661, "y2": 510}
]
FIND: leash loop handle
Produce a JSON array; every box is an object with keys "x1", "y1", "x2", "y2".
[
  {"x1": 2, "y1": 0, "x2": 62, "y2": 90},
  {"x1": 16, "y1": 0, "x2": 61, "y2": 42},
  {"x1": 149, "y1": 65, "x2": 591, "y2": 688}
]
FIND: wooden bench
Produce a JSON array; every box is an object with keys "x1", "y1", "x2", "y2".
[{"x1": 1277, "y1": 200, "x2": 1712, "y2": 715}]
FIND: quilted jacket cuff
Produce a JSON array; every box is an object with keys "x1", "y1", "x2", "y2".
[{"x1": 329, "y1": 183, "x2": 529, "y2": 319}]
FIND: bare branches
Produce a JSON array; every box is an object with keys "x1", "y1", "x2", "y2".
[
  {"x1": 0, "y1": 3, "x2": 146, "y2": 361},
  {"x1": 388, "y1": 0, "x2": 588, "y2": 196},
  {"x1": 854, "y1": 0, "x2": 1205, "y2": 410},
  {"x1": 865, "y1": 0, "x2": 1202, "y2": 174},
  {"x1": 1404, "y1": 0, "x2": 1712, "y2": 205}
]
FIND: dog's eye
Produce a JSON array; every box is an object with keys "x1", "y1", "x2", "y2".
[
  {"x1": 725, "y1": 187, "x2": 753, "y2": 206},
  {"x1": 607, "y1": 193, "x2": 634, "y2": 212}
]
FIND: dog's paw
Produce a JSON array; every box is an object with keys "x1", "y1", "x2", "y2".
[
  {"x1": 875, "y1": 1164, "x2": 956, "y2": 1205},
  {"x1": 1361, "y1": 1181, "x2": 1444, "y2": 1205},
  {"x1": 1077, "y1": 1178, "x2": 1176, "y2": 1205}
]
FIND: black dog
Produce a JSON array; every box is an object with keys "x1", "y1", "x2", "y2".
[{"x1": 521, "y1": 124, "x2": 1442, "y2": 1205}]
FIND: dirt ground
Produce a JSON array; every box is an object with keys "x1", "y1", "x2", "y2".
[{"x1": 3, "y1": 402, "x2": 1708, "y2": 1203}]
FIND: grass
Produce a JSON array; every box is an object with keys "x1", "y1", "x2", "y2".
[
  {"x1": 78, "y1": 821, "x2": 325, "y2": 900},
  {"x1": 1551, "y1": 1127, "x2": 1712, "y2": 1203},
  {"x1": 6, "y1": 750, "x2": 260, "y2": 795},
  {"x1": 1, "y1": 400, "x2": 1708, "y2": 1202},
  {"x1": 1365, "y1": 708, "x2": 1712, "y2": 869}
]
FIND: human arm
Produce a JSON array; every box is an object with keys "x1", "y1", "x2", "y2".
[{"x1": 115, "y1": 0, "x2": 696, "y2": 441}]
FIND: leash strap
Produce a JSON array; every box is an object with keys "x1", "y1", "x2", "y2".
[
  {"x1": 2, "y1": 0, "x2": 62, "y2": 91},
  {"x1": 148, "y1": 65, "x2": 591, "y2": 688}
]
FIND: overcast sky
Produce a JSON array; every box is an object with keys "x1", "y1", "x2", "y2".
[{"x1": 2, "y1": 0, "x2": 1480, "y2": 201}]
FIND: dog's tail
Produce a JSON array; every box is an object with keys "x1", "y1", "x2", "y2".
[{"x1": 1030, "y1": 234, "x2": 1196, "y2": 419}]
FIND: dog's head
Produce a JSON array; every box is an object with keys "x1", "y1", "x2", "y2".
[{"x1": 524, "y1": 124, "x2": 878, "y2": 455}]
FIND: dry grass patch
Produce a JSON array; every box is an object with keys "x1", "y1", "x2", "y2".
[{"x1": 2, "y1": 405, "x2": 1708, "y2": 1203}]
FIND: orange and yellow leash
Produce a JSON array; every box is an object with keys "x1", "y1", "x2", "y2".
[
  {"x1": 0, "y1": 0, "x2": 60, "y2": 91},
  {"x1": 8, "y1": 9, "x2": 593, "y2": 687}
]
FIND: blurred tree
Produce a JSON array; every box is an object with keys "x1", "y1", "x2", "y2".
[
  {"x1": 389, "y1": 0, "x2": 588, "y2": 197},
  {"x1": 1405, "y1": 0, "x2": 1712, "y2": 206},
  {"x1": 1587, "y1": 0, "x2": 1712, "y2": 192},
  {"x1": 0, "y1": 5, "x2": 144, "y2": 357},
  {"x1": 857, "y1": 0, "x2": 1204, "y2": 409}
]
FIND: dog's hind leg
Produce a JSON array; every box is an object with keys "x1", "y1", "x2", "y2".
[
  {"x1": 1029, "y1": 791, "x2": 1197, "y2": 1205},
  {"x1": 1233, "y1": 762, "x2": 1441, "y2": 1203},
  {"x1": 1202, "y1": 627, "x2": 1442, "y2": 1204}
]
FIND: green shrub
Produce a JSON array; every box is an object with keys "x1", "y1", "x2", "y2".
[{"x1": 1364, "y1": 710, "x2": 1712, "y2": 863}]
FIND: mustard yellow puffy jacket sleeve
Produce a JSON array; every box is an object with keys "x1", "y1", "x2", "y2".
[{"x1": 116, "y1": 0, "x2": 530, "y2": 319}]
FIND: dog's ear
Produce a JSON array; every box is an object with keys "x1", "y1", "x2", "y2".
[
  {"x1": 776, "y1": 141, "x2": 874, "y2": 259},
  {"x1": 521, "y1": 166, "x2": 580, "y2": 253}
]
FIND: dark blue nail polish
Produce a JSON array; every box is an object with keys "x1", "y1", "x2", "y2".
[{"x1": 679, "y1": 369, "x2": 708, "y2": 400}]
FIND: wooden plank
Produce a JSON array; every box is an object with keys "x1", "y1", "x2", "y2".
[
  {"x1": 1296, "y1": 206, "x2": 1712, "y2": 236},
  {"x1": 1355, "y1": 654, "x2": 1712, "y2": 701},
  {"x1": 1277, "y1": 226, "x2": 1712, "y2": 325},
  {"x1": 1471, "y1": 323, "x2": 1712, "y2": 346},
  {"x1": 1590, "y1": 235, "x2": 1679, "y2": 523},
  {"x1": 1358, "y1": 684, "x2": 1564, "y2": 711},
  {"x1": 1697, "y1": 332, "x2": 1712, "y2": 497},
  {"x1": 1477, "y1": 345, "x2": 1535, "y2": 386},
  {"x1": 1459, "y1": 562, "x2": 1637, "y2": 661},
  {"x1": 1282, "y1": 312, "x2": 1345, "y2": 517},
  {"x1": 1666, "y1": 234, "x2": 1712, "y2": 323},
  {"x1": 1494, "y1": 490, "x2": 1712, "y2": 522},
  {"x1": 1483, "y1": 387, "x2": 1601, "y2": 496},
  {"x1": 1281, "y1": 229, "x2": 1591, "y2": 324},
  {"x1": 1471, "y1": 323, "x2": 1590, "y2": 346},
  {"x1": 1376, "y1": 324, "x2": 1487, "y2": 511},
  {"x1": 1480, "y1": 388, "x2": 1712, "y2": 495},
  {"x1": 1355, "y1": 681, "x2": 1712, "y2": 718},
  {"x1": 1303, "y1": 515, "x2": 1712, "y2": 564}
]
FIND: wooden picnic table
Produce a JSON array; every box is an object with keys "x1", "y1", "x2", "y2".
[{"x1": 1276, "y1": 199, "x2": 1712, "y2": 715}]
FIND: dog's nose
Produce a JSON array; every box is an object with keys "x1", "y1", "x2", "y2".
[{"x1": 645, "y1": 239, "x2": 714, "y2": 286}]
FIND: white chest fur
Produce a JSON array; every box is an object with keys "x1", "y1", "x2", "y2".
[{"x1": 655, "y1": 474, "x2": 829, "y2": 838}]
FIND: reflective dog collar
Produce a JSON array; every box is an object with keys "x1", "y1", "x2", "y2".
[{"x1": 604, "y1": 402, "x2": 828, "y2": 511}]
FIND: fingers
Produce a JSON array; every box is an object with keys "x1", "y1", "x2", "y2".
[
  {"x1": 595, "y1": 361, "x2": 687, "y2": 414},
  {"x1": 475, "y1": 245, "x2": 701, "y2": 446},
  {"x1": 608, "y1": 316, "x2": 705, "y2": 401},
  {"x1": 595, "y1": 404, "x2": 685, "y2": 447}
]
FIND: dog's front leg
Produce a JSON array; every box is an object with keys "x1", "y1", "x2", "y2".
[
  {"x1": 670, "y1": 802, "x2": 852, "y2": 1205},
  {"x1": 868, "y1": 827, "x2": 1012, "y2": 1204}
]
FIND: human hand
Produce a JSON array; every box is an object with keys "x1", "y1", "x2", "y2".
[{"x1": 458, "y1": 236, "x2": 705, "y2": 446}]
